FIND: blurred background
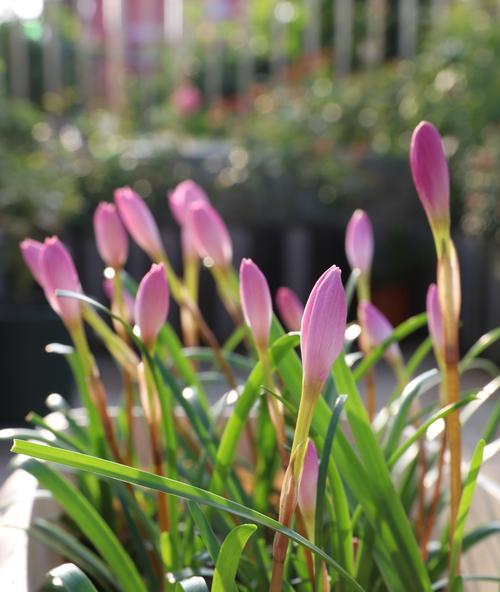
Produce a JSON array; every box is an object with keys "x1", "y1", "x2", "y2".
[{"x1": 0, "y1": 0, "x2": 499, "y2": 421}]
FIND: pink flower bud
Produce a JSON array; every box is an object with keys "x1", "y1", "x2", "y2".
[
  {"x1": 186, "y1": 201, "x2": 232, "y2": 268},
  {"x1": 426, "y1": 283, "x2": 444, "y2": 360},
  {"x1": 410, "y1": 121, "x2": 450, "y2": 237},
  {"x1": 169, "y1": 181, "x2": 209, "y2": 260},
  {"x1": 171, "y1": 84, "x2": 202, "y2": 116},
  {"x1": 358, "y1": 301, "x2": 402, "y2": 364},
  {"x1": 134, "y1": 263, "x2": 169, "y2": 348},
  {"x1": 40, "y1": 237, "x2": 82, "y2": 328},
  {"x1": 345, "y1": 209, "x2": 374, "y2": 275},
  {"x1": 301, "y1": 265, "x2": 347, "y2": 394},
  {"x1": 168, "y1": 180, "x2": 209, "y2": 226},
  {"x1": 239, "y1": 258, "x2": 272, "y2": 350},
  {"x1": 114, "y1": 187, "x2": 164, "y2": 260},
  {"x1": 276, "y1": 286, "x2": 304, "y2": 332},
  {"x1": 103, "y1": 279, "x2": 135, "y2": 323},
  {"x1": 93, "y1": 202, "x2": 128, "y2": 269},
  {"x1": 298, "y1": 439, "x2": 319, "y2": 526},
  {"x1": 20, "y1": 238, "x2": 45, "y2": 286}
]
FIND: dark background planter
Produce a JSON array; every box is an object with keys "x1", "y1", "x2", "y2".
[{"x1": 0, "y1": 304, "x2": 72, "y2": 425}]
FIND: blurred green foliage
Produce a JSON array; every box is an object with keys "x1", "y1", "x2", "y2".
[{"x1": 1, "y1": 1, "x2": 499, "y2": 295}]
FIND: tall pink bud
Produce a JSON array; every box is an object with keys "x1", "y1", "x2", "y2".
[
  {"x1": 426, "y1": 283, "x2": 444, "y2": 361},
  {"x1": 114, "y1": 187, "x2": 164, "y2": 260},
  {"x1": 20, "y1": 239, "x2": 45, "y2": 286},
  {"x1": 345, "y1": 209, "x2": 374, "y2": 276},
  {"x1": 358, "y1": 301, "x2": 402, "y2": 365},
  {"x1": 169, "y1": 180, "x2": 209, "y2": 260},
  {"x1": 239, "y1": 258, "x2": 272, "y2": 350},
  {"x1": 298, "y1": 439, "x2": 319, "y2": 536},
  {"x1": 276, "y1": 286, "x2": 304, "y2": 332},
  {"x1": 410, "y1": 121, "x2": 450, "y2": 243},
  {"x1": 301, "y1": 265, "x2": 347, "y2": 394},
  {"x1": 40, "y1": 237, "x2": 82, "y2": 328},
  {"x1": 93, "y1": 202, "x2": 128, "y2": 269},
  {"x1": 186, "y1": 201, "x2": 232, "y2": 268},
  {"x1": 168, "y1": 180, "x2": 209, "y2": 225},
  {"x1": 135, "y1": 263, "x2": 169, "y2": 349}
]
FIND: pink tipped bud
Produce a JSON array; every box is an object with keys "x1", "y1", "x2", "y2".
[
  {"x1": 276, "y1": 287, "x2": 304, "y2": 332},
  {"x1": 168, "y1": 180, "x2": 209, "y2": 226},
  {"x1": 40, "y1": 237, "x2": 82, "y2": 328},
  {"x1": 114, "y1": 187, "x2": 164, "y2": 260},
  {"x1": 169, "y1": 180, "x2": 209, "y2": 260},
  {"x1": 426, "y1": 283, "x2": 444, "y2": 360},
  {"x1": 298, "y1": 439, "x2": 319, "y2": 527},
  {"x1": 186, "y1": 201, "x2": 232, "y2": 268},
  {"x1": 103, "y1": 279, "x2": 135, "y2": 324},
  {"x1": 239, "y1": 258, "x2": 272, "y2": 350},
  {"x1": 20, "y1": 238, "x2": 45, "y2": 286},
  {"x1": 135, "y1": 263, "x2": 169, "y2": 348},
  {"x1": 410, "y1": 121, "x2": 450, "y2": 237},
  {"x1": 93, "y1": 202, "x2": 128, "y2": 269},
  {"x1": 345, "y1": 210, "x2": 374, "y2": 275},
  {"x1": 301, "y1": 265, "x2": 347, "y2": 394},
  {"x1": 358, "y1": 301, "x2": 402, "y2": 364}
]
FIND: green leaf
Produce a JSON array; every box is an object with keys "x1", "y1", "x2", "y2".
[
  {"x1": 188, "y1": 501, "x2": 220, "y2": 564},
  {"x1": 212, "y1": 524, "x2": 257, "y2": 592},
  {"x1": 449, "y1": 439, "x2": 485, "y2": 588},
  {"x1": 11, "y1": 439, "x2": 365, "y2": 592},
  {"x1": 210, "y1": 332, "x2": 300, "y2": 495},
  {"x1": 314, "y1": 395, "x2": 354, "y2": 591},
  {"x1": 16, "y1": 457, "x2": 147, "y2": 592},
  {"x1": 41, "y1": 563, "x2": 98, "y2": 592},
  {"x1": 388, "y1": 395, "x2": 477, "y2": 468},
  {"x1": 428, "y1": 522, "x2": 500, "y2": 580},
  {"x1": 333, "y1": 356, "x2": 431, "y2": 592},
  {"x1": 460, "y1": 327, "x2": 500, "y2": 370},
  {"x1": 174, "y1": 577, "x2": 209, "y2": 591},
  {"x1": 29, "y1": 519, "x2": 118, "y2": 592},
  {"x1": 383, "y1": 369, "x2": 438, "y2": 457}
]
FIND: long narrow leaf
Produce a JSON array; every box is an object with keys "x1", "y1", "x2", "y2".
[
  {"x1": 42, "y1": 563, "x2": 98, "y2": 592},
  {"x1": 449, "y1": 440, "x2": 485, "y2": 588},
  {"x1": 212, "y1": 524, "x2": 257, "y2": 592},
  {"x1": 11, "y1": 439, "x2": 365, "y2": 592},
  {"x1": 16, "y1": 457, "x2": 146, "y2": 592}
]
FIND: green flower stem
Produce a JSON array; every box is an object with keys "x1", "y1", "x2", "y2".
[
  {"x1": 438, "y1": 239, "x2": 462, "y2": 567},
  {"x1": 139, "y1": 356, "x2": 171, "y2": 537},
  {"x1": 83, "y1": 306, "x2": 139, "y2": 375},
  {"x1": 181, "y1": 255, "x2": 200, "y2": 346},
  {"x1": 158, "y1": 255, "x2": 237, "y2": 389},
  {"x1": 113, "y1": 270, "x2": 135, "y2": 464},
  {"x1": 260, "y1": 347, "x2": 287, "y2": 465},
  {"x1": 70, "y1": 321, "x2": 123, "y2": 464},
  {"x1": 271, "y1": 382, "x2": 319, "y2": 592}
]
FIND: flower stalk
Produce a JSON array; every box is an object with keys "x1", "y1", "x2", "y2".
[{"x1": 270, "y1": 265, "x2": 346, "y2": 592}]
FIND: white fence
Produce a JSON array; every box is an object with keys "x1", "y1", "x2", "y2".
[{"x1": 1, "y1": 0, "x2": 452, "y2": 110}]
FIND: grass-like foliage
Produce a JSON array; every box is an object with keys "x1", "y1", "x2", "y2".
[{"x1": 6, "y1": 126, "x2": 500, "y2": 590}]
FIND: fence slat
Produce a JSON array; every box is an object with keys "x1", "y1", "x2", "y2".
[
  {"x1": 103, "y1": 0, "x2": 126, "y2": 110},
  {"x1": 75, "y1": 0, "x2": 95, "y2": 106},
  {"x1": 304, "y1": 0, "x2": 321, "y2": 61},
  {"x1": 271, "y1": 2, "x2": 287, "y2": 85},
  {"x1": 8, "y1": 19, "x2": 29, "y2": 99},
  {"x1": 364, "y1": 0, "x2": 387, "y2": 66},
  {"x1": 334, "y1": 0, "x2": 353, "y2": 75},
  {"x1": 398, "y1": 0, "x2": 418, "y2": 58},
  {"x1": 237, "y1": 0, "x2": 253, "y2": 109},
  {"x1": 42, "y1": 0, "x2": 63, "y2": 96}
]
